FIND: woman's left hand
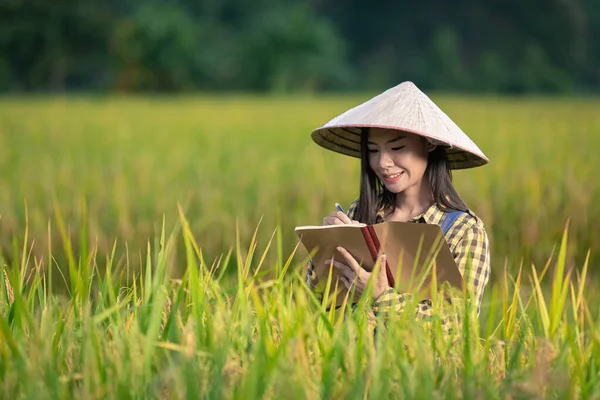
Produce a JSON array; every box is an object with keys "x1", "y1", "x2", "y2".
[{"x1": 326, "y1": 246, "x2": 390, "y2": 301}]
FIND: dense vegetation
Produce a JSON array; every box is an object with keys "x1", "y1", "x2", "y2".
[
  {"x1": 1, "y1": 94, "x2": 598, "y2": 398},
  {"x1": 2, "y1": 0, "x2": 600, "y2": 93}
]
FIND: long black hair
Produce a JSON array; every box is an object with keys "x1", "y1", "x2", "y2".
[{"x1": 356, "y1": 127, "x2": 468, "y2": 224}]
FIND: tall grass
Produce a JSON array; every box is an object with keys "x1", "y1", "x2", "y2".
[
  {"x1": 1, "y1": 95, "x2": 598, "y2": 285},
  {"x1": 0, "y1": 210, "x2": 597, "y2": 398},
  {"x1": 0, "y1": 94, "x2": 598, "y2": 397}
]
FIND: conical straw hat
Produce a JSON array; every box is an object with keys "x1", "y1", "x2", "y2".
[{"x1": 311, "y1": 81, "x2": 488, "y2": 169}]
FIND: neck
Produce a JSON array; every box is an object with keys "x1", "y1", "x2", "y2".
[{"x1": 394, "y1": 178, "x2": 434, "y2": 219}]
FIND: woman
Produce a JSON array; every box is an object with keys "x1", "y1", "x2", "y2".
[{"x1": 305, "y1": 81, "x2": 491, "y2": 335}]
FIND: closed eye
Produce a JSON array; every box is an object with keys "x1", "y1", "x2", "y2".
[
  {"x1": 391, "y1": 146, "x2": 405, "y2": 151},
  {"x1": 368, "y1": 148, "x2": 378, "y2": 153}
]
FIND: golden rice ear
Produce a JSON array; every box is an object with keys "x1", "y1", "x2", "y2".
[{"x1": 2, "y1": 268, "x2": 14, "y2": 311}]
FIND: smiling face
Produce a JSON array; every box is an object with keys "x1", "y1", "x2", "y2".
[{"x1": 366, "y1": 128, "x2": 436, "y2": 194}]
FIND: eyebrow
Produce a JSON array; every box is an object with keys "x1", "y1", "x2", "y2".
[{"x1": 368, "y1": 135, "x2": 405, "y2": 145}]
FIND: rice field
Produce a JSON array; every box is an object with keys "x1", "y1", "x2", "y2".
[{"x1": 1, "y1": 93, "x2": 599, "y2": 398}]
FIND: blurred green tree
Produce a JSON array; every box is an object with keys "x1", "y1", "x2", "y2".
[{"x1": 0, "y1": 0, "x2": 598, "y2": 93}]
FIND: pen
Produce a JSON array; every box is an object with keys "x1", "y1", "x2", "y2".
[{"x1": 335, "y1": 203, "x2": 345, "y2": 214}]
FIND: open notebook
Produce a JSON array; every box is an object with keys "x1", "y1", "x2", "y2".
[{"x1": 295, "y1": 221, "x2": 464, "y2": 306}]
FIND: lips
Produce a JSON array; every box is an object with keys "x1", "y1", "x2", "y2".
[{"x1": 382, "y1": 171, "x2": 403, "y2": 183}]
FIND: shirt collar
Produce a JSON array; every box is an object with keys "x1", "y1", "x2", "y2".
[
  {"x1": 410, "y1": 202, "x2": 444, "y2": 224},
  {"x1": 376, "y1": 201, "x2": 445, "y2": 225}
]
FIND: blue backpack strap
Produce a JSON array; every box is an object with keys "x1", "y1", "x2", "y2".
[{"x1": 440, "y1": 210, "x2": 465, "y2": 235}]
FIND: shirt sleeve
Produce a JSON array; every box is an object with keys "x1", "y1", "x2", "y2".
[
  {"x1": 370, "y1": 289, "x2": 455, "y2": 336},
  {"x1": 347, "y1": 199, "x2": 359, "y2": 221},
  {"x1": 452, "y1": 222, "x2": 491, "y2": 314},
  {"x1": 304, "y1": 199, "x2": 359, "y2": 302},
  {"x1": 304, "y1": 261, "x2": 323, "y2": 303}
]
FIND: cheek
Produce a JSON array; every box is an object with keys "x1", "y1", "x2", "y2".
[
  {"x1": 401, "y1": 153, "x2": 428, "y2": 177},
  {"x1": 408, "y1": 158, "x2": 429, "y2": 179},
  {"x1": 368, "y1": 153, "x2": 378, "y2": 171}
]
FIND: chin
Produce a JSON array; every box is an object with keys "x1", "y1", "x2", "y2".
[{"x1": 383, "y1": 183, "x2": 408, "y2": 194}]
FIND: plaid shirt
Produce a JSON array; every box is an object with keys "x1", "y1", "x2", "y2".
[{"x1": 305, "y1": 198, "x2": 491, "y2": 334}]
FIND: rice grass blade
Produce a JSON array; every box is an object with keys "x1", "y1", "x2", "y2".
[{"x1": 530, "y1": 264, "x2": 550, "y2": 338}]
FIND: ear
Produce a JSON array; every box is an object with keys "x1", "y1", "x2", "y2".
[{"x1": 426, "y1": 141, "x2": 437, "y2": 153}]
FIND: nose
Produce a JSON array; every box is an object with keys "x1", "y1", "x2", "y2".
[{"x1": 378, "y1": 151, "x2": 394, "y2": 169}]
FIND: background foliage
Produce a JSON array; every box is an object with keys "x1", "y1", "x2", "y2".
[{"x1": 1, "y1": 0, "x2": 599, "y2": 94}]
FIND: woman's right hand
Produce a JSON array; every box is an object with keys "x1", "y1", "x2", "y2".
[{"x1": 323, "y1": 210, "x2": 360, "y2": 226}]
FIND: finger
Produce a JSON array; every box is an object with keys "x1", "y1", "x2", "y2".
[
  {"x1": 323, "y1": 216, "x2": 346, "y2": 226},
  {"x1": 335, "y1": 246, "x2": 362, "y2": 275},
  {"x1": 351, "y1": 220, "x2": 360, "y2": 225},
  {"x1": 340, "y1": 275, "x2": 351, "y2": 289},
  {"x1": 376, "y1": 254, "x2": 391, "y2": 284},
  {"x1": 329, "y1": 260, "x2": 354, "y2": 279},
  {"x1": 334, "y1": 211, "x2": 352, "y2": 224},
  {"x1": 376, "y1": 254, "x2": 388, "y2": 274},
  {"x1": 376, "y1": 253, "x2": 387, "y2": 266}
]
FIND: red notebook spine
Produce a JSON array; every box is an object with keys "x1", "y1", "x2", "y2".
[
  {"x1": 359, "y1": 226, "x2": 378, "y2": 260},
  {"x1": 360, "y1": 226, "x2": 395, "y2": 288}
]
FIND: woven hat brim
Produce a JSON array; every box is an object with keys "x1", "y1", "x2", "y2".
[{"x1": 311, "y1": 124, "x2": 489, "y2": 170}]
